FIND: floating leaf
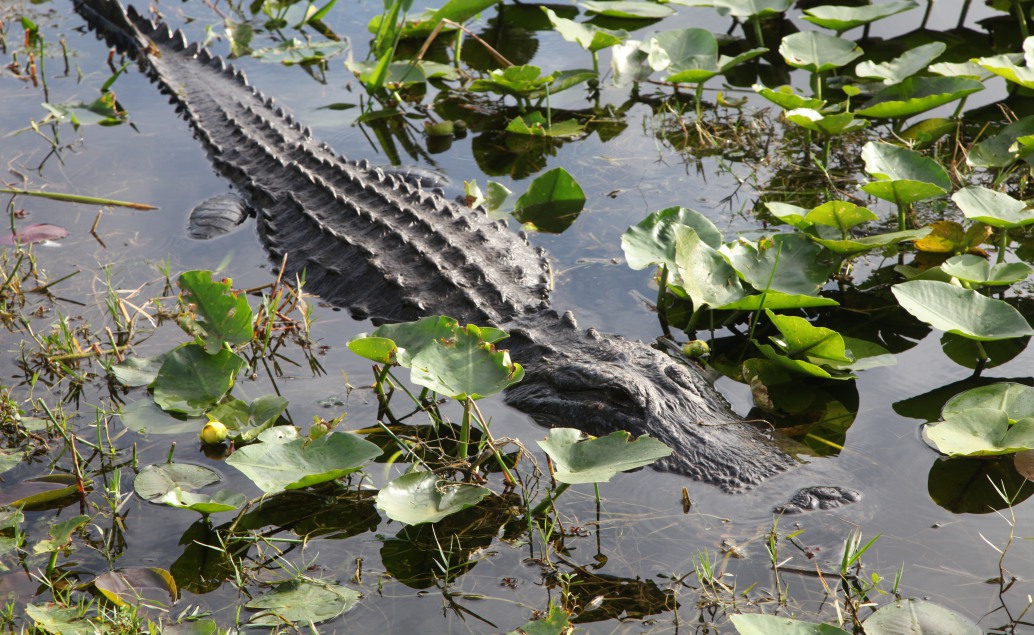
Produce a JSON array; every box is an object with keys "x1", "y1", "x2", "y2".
[
  {"x1": 226, "y1": 427, "x2": 381, "y2": 493},
  {"x1": 0, "y1": 474, "x2": 85, "y2": 510},
  {"x1": 856, "y1": 42, "x2": 945, "y2": 84},
  {"x1": 507, "y1": 602, "x2": 571, "y2": 635},
  {"x1": 152, "y1": 344, "x2": 246, "y2": 416},
  {"x1": 119, "y1": 399, "x2": 205, "y2": 435},
  {"x1": 673, "y1": 225, "x2": 745, "y2": 309},
  {"x1": 975, "y1": 48, "x2": 1034, "y2": 90},
  {"x1": 251, "y1": 38, "x2": 350, "y2": 65},
  {"x1": 376, "y1": 471, "x2": 491, "y2": 524},
  {"x1": 133, "y1": 463, "x2": 221, "y2": 502},
  {"x1": 941, "y1": 333, "x2": 1029, "y2": 370},
  {"x1": 892, "y1": 280, "x2": 1034, "y2": 341},
  {"x1": 111, "y1": 355, "x2": 165, "y2": 387},
  {"x1": 913, "y1": 220, "x2": 990, "y2": 255},
  {"x1": 649, "y1": 28, "x2": 719, "y2": 83},
  {"x1": 513, "y1": 167, "x2": 586, "y2": 233},
  {"x1": 753, "y1": 84, "x2": 825, "y2": 110},
  {"x1": 928, "y1": 455, "x2": 1032, "y2": 513},
  {"x1": 206, "y1": 395, "x2": 288, "y2": 442},
  {"x1": 926, "y1": 409, "x2": 1034, "y2": 457},
  {"x1": 779, "y1": 31, "x2": 863, "y2": 73},
  {"x1": 721, "y1": 233, "x2": 832, "y2": 296},
  {"x1": 537, "y1": 428, "x2": 672, "y2": 484},
  {"x1": 714, "y1": 292, "x2": 839, "y2": 311},
  {"x1": 93, "y1": 568, "x2": 178, "y2": 607},
  {"x1": 506, "y1": 113, "x2": 586, "y2": 139},
  {"x1": 25, "y1": 604, "x2": 110, "y2": 635},
  {"x1": 809, "y1": 228, "x2": 929, "y2": 255},
  {"x1": 622, "y1": 206, "x2": 723, "y2": 279},
  {"x1": 860, "y1": 141, "x2": 949, "y2": 205},
  {"x1": 952, "y1": 186, "x2": 1033, "y2": 228},
  {"x1": 177, "y1": 271, "x2": 254, "y2": 354},
  {"x1": 862, "y1": 598, "x2": 981, "y2": 635},
  {"x1": 580, "y1": 0, "x2": 674, "y2": 18},
  {"x1": 33, "y1": 514, "x2": 90, "y2": 555},
  {"x1": 730, "y1": 613, "x2": 850, "y2": 635},
  {"x1": 246, "y1": 580, "x2": 361, "y2": 628},
  {"x1": 158, "y1": 487, "x2": 247, "y2": 515},
  {"x1": 857, "y1": 76, "x2": 983, "y2": 118},
  {"x1": 940, "y1": 254, "x2": 1032, "y2": 286},
  {"x1": 543, "y1": 8, "x2": 627, "y2": 53},
  {"x1": 765, "y1": 310, "x2": 853, "y2": 366},
  {"x1": 941, "y1": 382, "x2": 1034, "y2": 420},
  {"x1": 802, "y1": 1, "x2": 917, "y2": 33},
  {"x1": 785, "y1": 108, "x2": 868, "y2": 135},
  {"x1": 469, "y1": 65, "x2": 553, "y2": 98},
  {"x1": 713, "y1": 0, "x2": 792, "y2": 20}
]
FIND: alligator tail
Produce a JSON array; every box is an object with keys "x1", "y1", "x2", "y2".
[{"x1": 72, "y1": 0, "x2": 148, "y2": 59}]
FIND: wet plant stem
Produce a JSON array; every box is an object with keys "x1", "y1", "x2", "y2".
[
  {"x1": 457, "y1": 397, "x2": 472, "y2": 462},
  {"x1": 531, "y1": 482, "x2": 570, "y2": 517},
  {"x1": 0, "y1": 188, "x2": 157, "y2": 210},
  {"x1": 657, "y1": 265, "x2": 672, "y2": 339},
  {"x1": 997, "y1": 228, "x2": 1009, "y2": 264}
]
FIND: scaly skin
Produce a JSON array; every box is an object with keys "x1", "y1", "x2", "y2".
[{"x1": 74, "y1": 0, "x2": 799, "y2": 491}]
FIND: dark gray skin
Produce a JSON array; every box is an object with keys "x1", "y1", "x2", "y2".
[
  {"x1": 774, "y1": 486, "x2": 862, "y2": 514},
  {"x1": 75, "y1": 0, "x2": 801, "y2": 492}
]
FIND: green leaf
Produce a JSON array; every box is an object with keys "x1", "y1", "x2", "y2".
[
  {"x1": 766, "y1": 202, "x2": 811, "y2": 229},
  {"x1": 468, "y1": 65, "x2": 553, "y2": 98},
  {"x1": 766, "y1": 310, "x2": 853, "y2": 364},
  {"x1": 785, "y1": 108, "x2": 869, "y2": 135},
  {"x1": 753, "y1": 84, "x2": 825, "y2": 110},
  {"x1": 730, "y1": 613, "x2": 851, "y2": 635},
  {"x1": 580, "y1": 0, "x2": 675, "y2": 18},
  {"x1": 891, "y1": 280, "x2": 1034, "y2": 341},
  {"x1": 506, "y1": 113, "x2": 586, "y2": 139},
  {"x1": 119, "y1": 399, "x2": 205, "y2": 435},
  {"x1": 860, "y1": 141, "x2": 949, "y2": 205},
  {"x1": 621, "y1": 206, "x2": 723, "y2": 275},
  {"x1": 152, "y1": 344, "x2": 246, "y2": 416},
  {"x1": 941, "y1": 383, "x2": 1034, "y2": 420},
  {"x1": 537, "y1": 428, "x2": 672, "y2": 484},
  {"x1": 648, "y1": 28, "x2": 719, "y2": 84},
  {"x1": 856, "y1": 76, "x2": 983, "y2": 118},
  {"x1": 33, "y1": 515, "x2": 91, "y2": 555},
  {"x1": 941, "y1": 333, "x2": 1029, "y2": 370},
  {"x1": 0, "y1": 475, "x2": 85, "y2": 510},
  {"x1": 177, "y1": 271, "x2": 254, "y2": 354},
  {"x1": 807, "y1": 201, "x2": 877, "y2": 232},
  {"x1": 975, "y1": 49, "x2": 1034, "y2": 90},
  {"x1": 111, "y1": 354, "x2": 165, "y2": 387},
  {"x1": 513, "y1": 167, "x2": 586, "y2": 233},
  {"x1": 206, "y1": 395, "x2": 289, "y2": 442},
  {"x1": 714, "y1": 292, "x2": 839, "y2": 311},
  {"x1": 157, "y1": 487, "x2": 247, "y2": 514},
  {"x1": 507, "y1": 602, "x2": 571, "y2": 635},
  {"x1": 347, "y1": 336, "x2": 398, "y2": 364},
  {"x1": 134, "y1": 463, "x2": 222, "y2": 502},
  {"x1": 713, "y1": 0, "x2": 792, "y2": 20},
  {"x1": 862, "y1": 598, "x2": 981, "y2": 635},
  {"x1": 406, "y1": 324, "x2": 524, "y2": 400},
  {"x1": 93, "y1": 568, "x2": 178, "y2": 607},
  {"x1": 721, "y1": 233, "x2": 832, "y2": 296},
  {"x1": 367, "y1": 0, "x2": 500, "y2": 38},
  {"x1": 779, "y1": 31, "x2": 863, "y2": 73},
  {"x1": 802, "y1": 1, "x2": 917, "y2": 32},
  {"x1": 226, "y1": 427, "x2": 381, "y2": 493},
  {"x1": 856, "y1": 42, "x2": 945, "y2": 84},
  {"x1": 543, "y1": 8, "x2": 627, "y2": 53},
  {"x1": 246, "y1": 580, "x2": 361, "y2": 627},
  {"x1": 952, "y1": 186, "x2": 1034, "y2": 228},
  {"x1": 673, "y1": 225, "x2": 745, "y2": 308},
  {"x1": 925, "y1": 409, "x2": 1034, "y2": 456},
  {"x1": 376, "y1": 471, "x2": 492, "y2": 524},
  {"x1": 25, "y1": 604, "x2": 112, "y2": 635},
  {"x1": 968, "y1": 116, "x2": 1034, "y2": 168},
  {"x1": 809, "y1": 228, "x2": 928, "y2": 255},
  {"x1": 940, "y1": 254, "x2": 1032, "y2": 286},
  {"x1": 251, "y1": 38, "x2": 350, "y2": 65}
]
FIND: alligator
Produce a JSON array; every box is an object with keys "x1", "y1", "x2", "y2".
[{"x1": 74, "y1": 0, "x2": 800, "y2": 492}]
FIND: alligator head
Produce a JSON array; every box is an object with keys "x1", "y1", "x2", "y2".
[{"x1": 503, "y1": 311, "x2": 799, "y2": 492}]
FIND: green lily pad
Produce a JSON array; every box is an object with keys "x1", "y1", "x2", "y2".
[
  {"x1": 152, "y1": 344, "x2": 246, "y2": 416},
  {"x1": 469, "y1": 65, "x2": 554, "y2": 98},
  {"x1": 721, "y1": 233, "x2": 832, "y2": 296},
  {"x1": 25, "y1": 604, "x2": 112, "y2": 635},
  {"x1": 580, "y1": 0, "x2": 674, "y2": 18},
  {"x1": 730, "y1": 613, "x2": 850, "y2": 635},
  {"x1": 119, "y1": 398, "x2": 206, "y2": 436},
  {"x1": 802, "y1": 1, "x2": 917, "y2": 33},
  {"x1": 649, "y1": 28, "x2": 720, "y2": 84},
  {"x1": 514, "y1": 167, "x2": 586, "y2": 233},
  {"x1": 177, "y1": 271, "x2": 254, "y2": 354},
  {"x1": 621, "y1": 206, "x2": 723, "y2": 277},
  {"x1": 376, "y1": 471, "x2": 491, "y2": 525},
  {"x1": 913, "y1": 220, "x2": 990, "y2": 255},
  {"x1": 133, "y1": 463, "x2": 221, "y2": 502},
  {"x1": 93, "y1": 568, "x2": 178, "y2": 607},
  {"x1": 856, "y1": 42, "x2": 945, "y2": 84},
  {"x1": 785, "y1": 108, "x2": 869, "y2": 135},
  {"x1": 809, "y1": 228, "x2": 929, "y2": 255},
  {"x1": 766, "y1": 310, "x2": 853, "y2": 365},
  {"x1": 857, "y1": 76, "x2": 984, "y2": 118},
  {"x1": 975, "y1": 50, "x2": 1034, "y2": 90},
  {"x1": 673, "y1": 225, "x2": 745, "y2": 309},
  {"x1": 537, "y1": 428, "x2": 672, "y2": 484},
  {"x1": 942, "y1": 382, "x2": 1034, "y2": 420},
  {"x1": 157, "y1": 487, "x2": 247, "y2": 514},
  {"x1": 753, "y1": 84, "x2": 826, "y2": 110},
  {"x1": 713, "y1": 0, "x2": 792, "y2": 20},
  {"x1": 0, "y1": 508, "x2": 23, "y2": 558},
  {"x1": 940, "y1": 254, "x2": 1032, "y2": 286},
  {"x1": 111, "y1": 354, "x2": 165, "y2": 387},
  {"x1": 507, "y1": 602, "x2": 571, "y2": 635},
  {"x1": 714, "y1": 291, "x2": 838, "y2": 311},
  {"x1": 226, "y1": 427, "x2": 381, "y2": 493},
  {"x1": 246, "y1": 580, "x2": 361, "y2": 628},
  {"x1": 506, "y1": 113, "x2": 586, "y2": 139},
  {"x1": 891, "y1": 280, "x2": 1034, "y2": 341},
  {"x1": 925, "y1": 409, "x2": 1034, "y2": 456},
  {"x1": 367, "y1": 0, "x2": 500, "y2": 38},
  {"x1": 941, "y1": 333, "x2": 1029, "y2": 370},
  {"x1": 543, "y1": 8, "x2": 627, "y2": 53},
  {"x1": 779, "y1": 31, "x2": 863, "y2": 73},
  {"x1": 860, "y1": 141, "x2": 949, "y2": 205},
  {"x1": 206, "y1": 395, "x2": 288, "y2": 442},
  {"x1": 968, "y1": 116, "x2": 1034, "y2": 168},
  {"x1": 33, "y1": 514, "x2": 90, "y2": 555},
  {"x1": 952, "y1": 186, "x2": 1033, "y2": 228},
  {"x1": 862, "y1": 598, "x2": 980, "y2": 635}
]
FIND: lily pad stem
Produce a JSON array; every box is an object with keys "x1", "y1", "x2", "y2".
[
  {"x1": 997, "y1": 227, "x2": 1009, "y2": 265},
  {"x1": 657, "y1": 265, "x2": 672, "y2": 339},
  {"x1": 530, "y1": 482, "x2": 570, "y2": 517},
  {"x1": 457, "y1": 397, "x2": 472, "y2": 462}
]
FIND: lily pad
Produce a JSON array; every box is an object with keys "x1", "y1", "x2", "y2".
[
  {"x1": 513, "y1": 167, "x2": 586, "y2": 233},
  {"x1": 802, "y1": 1, "x2": 917, "y2": 33},
  {"x1": 940, "y1": 254, "x2": 1032, "y2": 286},
  {"x1": 93, "y1": 568, "x2": 178, "y2": 607},
  {"x1": 206, "y1": 395, "x2": 288, "y2": 442},
  {"x1": 33, "y1": 514, "x2": 90, "y2": 555},
  {"x1": 856, "y1": 42, "x2": 946, "y2": 84},
  {"x1": 177, "y1": 271, "x2": 254, "y2": 354},
  {"x1": 975, "y1": 49, "x2": 1034, "y2": 90},
  {"x1": 537, "y1": 428, "x2": 672, "y2": 484},
  {"x1": 157, "y1": 487, "x2": 247, "y2": 514},
  {"x1": 580, "y1": 0, "x2": 674, "y2": 18},
  {"x1": 730, "y1": 613, "x2": 850, "y2": 635},
  {"x1": 968, "y1": 116, "x2": 1034, "y2": 168},
  {"x1": 785, "y1": 108, "x2": 869, "y2": 135},
  {"x1": 111, "y1": 354, "x2": 165, "y2": 388},
  {"x1": 226, "y1": 427, "x2": 381, "y2": 493},
  {"x1": 860, "y1": 141, "x2": 949, "y2": 205},
  {"x1": 119, "y1": 398, "x2": 206, "y2": 436},
  {"x1": 942, "y1": 382, "x2": 1034, "y2": 420},
  {"x1": 133, "y1": 463, "x2": 221, "y2": 502},
  {"x1": 721, "y1": 233, "x2": 832, "y2": 296},
  {"x1": 543, "y1": 8, "x2": 627, "y2": 53},
  {"x1": 673, "y1": 225, "x2": 744, "y2": 309},
  {"x1": 779, "y1": 31, "x2": 863, "y2": 73},
  {"x1": 862, "y1": 598, "x2": 980, "y2": 634},
  {"x1": 714, "y1": 292, "x2": 839, "y2": 311},
  {"x1": 753, "y1": 84, "x2": 825, "y2": 110},
  {"x1": 892, "y1": 280, "x2": 1034, "y2": 341},
  {"x1": 246, "y1": 580, "x2": 361, "y2": 628},
  {"x1": 25, "y1": 604, "x2": 112, "y2": 635},
  {"x1": 952, "y1": 186, "x2": 1033, "y2": 228},
  {"x1": 621, "y1": 206, "x2": 723, "y2": 276},
  {"x1": 926, "y1": 409, "x2": 1034, "y2": 456},
  {"x1": 152, "y1": 344, "x2": 246, "y2": 416},
  {"x1": 858, "y1": 76, "x2": 983, "y2": 119},
  {"x1": 0, "y1": 474, "x2": 87, "y2": 509},
  {"x1": 713, "y1": 0, "x2": 792, "y2": 20},
  {"x1": 376, "y1": 471, "x2": 492, "y2": 525}
]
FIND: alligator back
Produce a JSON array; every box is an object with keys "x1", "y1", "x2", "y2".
[{"x1": 74, "y1": 0, "x2": 552, "y2": 325}]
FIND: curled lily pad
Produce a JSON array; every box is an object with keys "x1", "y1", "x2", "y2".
[
  {"x1": 621, "y1": 206, "x2": 723, "y2": 274},
  {"x1": 753, "y1": 84, "x2": 825, "y2": 110},
  {"x1": 802, "y1": 1, "x2": 917, "y2": 33},
  {"x1": 856, "y1": 42, "x2": 946, "y2": 84},
  {"x1": 158, "y1": 487, "x2": 247, "y2": 515},
  {"x1": 892, "y1": 280, "x2": 1034, "y2": 341},
  {"x1": 721, "y1": 233, "x2": 832, "y2": 296},
  {"x1": 33, "y1": 514, "x2": 91, "y2": 555},
  {"x1": 940, "y1": 254, "x2": 1032, "y2": 286},
  {"x1": 0, "y1": 475, "x2": 87, "y2": 510},
  {"x1": 925, "y1": 409, "x2": 1034, "y2": 457},
  {"x1": 376, "y1": 471, "x2": 491, "y2": 525},
  {"x1": 713, "y1": 0, "x2": 792, "y2": 20},
  {"x1": 580, "y1": 0, "x2": 674, "y2": 18},
  {"x1": 543, "y1": 8, "x2": 627, "y2": 53},
  {"x1": 779, "y1": 31, "x2": 863, "y2": 73},
  {"x1": 246, "y1": 580, "x2": 361, "y2": 628},
  {"x1": 673, "y1": 225, "x2": 744, "y2": 309},
  {"x1": 861, "y1": 141, "x2": 949, "y2": 205},
  {"x1": 177, "y1": 271, "x2": 254, "y2": 354},
  {"x1": 975, "y1": 47, "x2": 1034, "y2": 90},
  {"x1": 858, "y1": 77, "x2": 982, "y2": 120},
  {"x1": 952, "y1": 186, "x2": 1033, "y2": 228},
  {"x1": 785, "y1": 108, "x2": 868, "y2": 135},
  {"x1": 714, "y1": 292, "x2": 839, "y2": 311},
  {"x1": 93, "y1": 568, "x2": 178, "y2": 607},
  {"x1": 537, "y1": 428, "x2": 672, "y2": 484}
]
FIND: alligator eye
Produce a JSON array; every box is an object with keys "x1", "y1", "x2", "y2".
[{"x1": 605, "y1": 386, "x2": 637, "y2": 408}]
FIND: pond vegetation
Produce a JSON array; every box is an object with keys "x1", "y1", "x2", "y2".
[{"x1": 3, "y1": 0, "x2": 1034, "y2": 632}]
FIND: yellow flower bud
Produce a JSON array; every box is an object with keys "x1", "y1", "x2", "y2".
[{"x1": 200, "y1": 421, "x2": 228, "y2": 445}]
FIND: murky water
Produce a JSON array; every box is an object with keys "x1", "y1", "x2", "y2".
[{"x1": 2, "y1": 0, "x2": 1034, "y2": 632}]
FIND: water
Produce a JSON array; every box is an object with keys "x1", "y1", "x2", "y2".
[{"x1": 2, "y1": 0, "x2": 1033, "y2": 632}]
